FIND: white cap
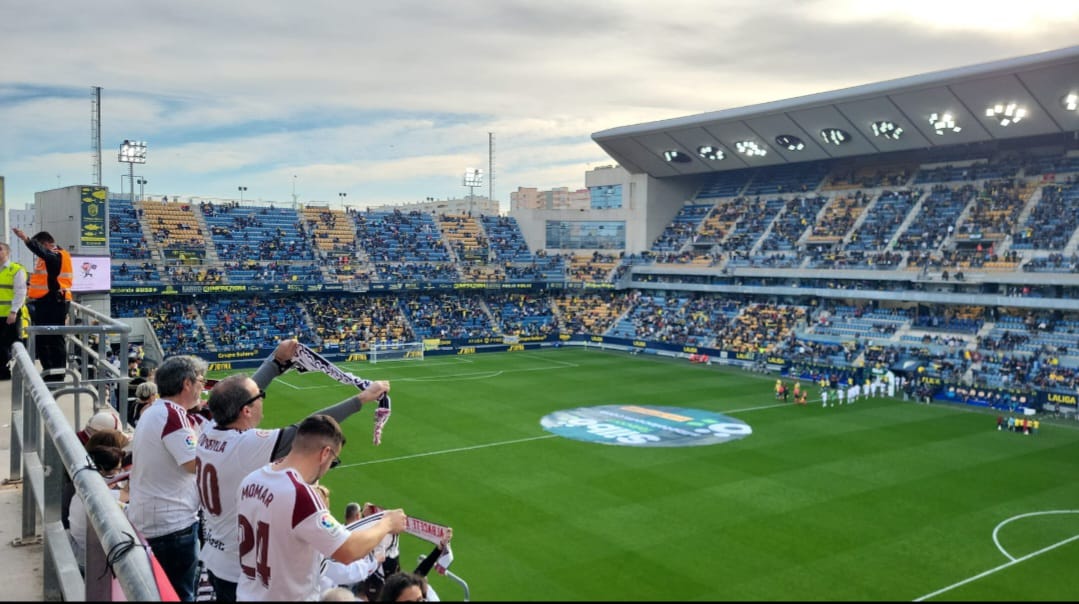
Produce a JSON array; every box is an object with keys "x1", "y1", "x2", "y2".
[{"x1": 85, "y1": 410, "x2": 122, "y2": 435}]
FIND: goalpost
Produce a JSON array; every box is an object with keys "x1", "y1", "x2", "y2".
[{"x1": 368, "y1": 341, "x2": 425, "y2": 364}]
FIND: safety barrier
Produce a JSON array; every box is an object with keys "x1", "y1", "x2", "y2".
[{"x1": 7, "y1": 306, "x2": 161, "y2": 600}]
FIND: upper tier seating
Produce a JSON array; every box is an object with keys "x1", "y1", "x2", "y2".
[{"x1": 201, "y1": 202, "x2": 315, "y2": 263}]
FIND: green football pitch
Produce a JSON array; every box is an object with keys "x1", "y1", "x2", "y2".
[{"x1": 211, "y1": 347, "x2": 1079, "y2": 601}]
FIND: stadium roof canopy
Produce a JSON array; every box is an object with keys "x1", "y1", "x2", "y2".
[{"x1": 591, "y1": 45, "x2": 1079, "y2": 178}]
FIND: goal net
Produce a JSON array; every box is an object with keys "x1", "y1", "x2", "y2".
[{"x1": 369, "y1": 341, "x2": 425, "y2": 364}]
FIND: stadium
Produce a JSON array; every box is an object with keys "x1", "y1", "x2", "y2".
[{"x1": 5, "y1": 44, "x2": 1079, "y2": 601}]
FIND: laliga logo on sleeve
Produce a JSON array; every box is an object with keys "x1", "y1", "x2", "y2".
[
  {"x1": 184, "y1": 433, "x2": 197, "y2": 449},
  {"x1": 318, "y1": 511, "x2": 341, "y2": 534}
]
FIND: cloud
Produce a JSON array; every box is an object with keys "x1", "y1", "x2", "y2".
[{"x1": 1, "y1": 0, "x2": 1076, "y2": 210}]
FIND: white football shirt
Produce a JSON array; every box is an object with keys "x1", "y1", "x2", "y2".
[
  {"x1": 127, "y1": 399, "x2": 200, "y2": 539},
  {"x1": 235, "y1": 465, "x2": 350, "y2": 601},
  {"x1": 197, "y1": 423, "x2": 282, "y2": 582}
]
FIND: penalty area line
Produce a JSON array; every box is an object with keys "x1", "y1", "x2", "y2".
[
  {"x1": 726, "y1": 401, "x2": 802, "y2": 414},
  {"x1": 341, "y1": 434, "x2": 558, "y2": 468},
  {"x1": 913, "y1": 532, "x2": 1079, "y2": 601}
]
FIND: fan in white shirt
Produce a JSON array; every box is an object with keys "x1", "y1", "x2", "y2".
[
  {"x1": 235, "y1": 415, "x2": 407, "y2": 602},
  {"x1": 127, "y1": 354, "x2": 208, "y2": 602},
  {"x1": 313, "y1": 484, "x2": 384, "y2": 596},
  {"x1": 197, "y1": 338, "x2": 390, "y2": 602}
]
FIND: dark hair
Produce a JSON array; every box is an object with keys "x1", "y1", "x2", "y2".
[
  {"x1": 207, "y1": 374, "x2": 256, "y2": 427},
  {"x1": 376, "y1": 572, "x2": 426, "y2": 602},
  {"x1": 295, "y1": 414, "x2": 345, "y2": 453},
  {"x1": 87, "y1": 445, "x2": 125, "y2": 474},
  {"x1": 85, "y1": 428, "x2": 128, "y2": 451},
  {"x1": 155, "y1": 355, "x2": 208, "y2": 398},
  {"x1": 30, "y1": 231, "x2": 55, "y2": 245}
]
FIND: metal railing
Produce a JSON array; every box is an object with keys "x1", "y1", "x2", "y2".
[
  {"x1": 9, "y1": 310, "x2": 161, "y2": 600},
  {"x1": 416, "y1": 554, "x2": 470, "y2": 601}
]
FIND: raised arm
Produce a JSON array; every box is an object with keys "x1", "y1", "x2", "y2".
[
  {"x1": 251, "y1": 337, "x2": 300, "y2": 390},
  {"x1": 271, "y1": 380, "x2": 390, "y2": 459}
]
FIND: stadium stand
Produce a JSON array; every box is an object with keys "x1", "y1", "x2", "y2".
[
  {"x1": 485, "y1": 292, "x2": 557, "y2": 337},
  {"x1": 759, "y1": 195, "x2": 828, "y2": 253},
  {"x1": 102, "y1": 108, "x2": 1079, "y2": 416},
  {"x1": 650, "y1": 203, "x2": 713, "y2": 253},
  {"x1": 305, "y1": 294, "x2": 414, "y2": 351},
  {"x1": 398, "y1": 292, "x2": 495, "y2": 340},
  {"x1": 550, "y1": 291, "x2": 634, "y2": 335}
]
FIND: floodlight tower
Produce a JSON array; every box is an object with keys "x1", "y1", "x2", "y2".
[
  {"x1": 463, "y1": 168, "x2": 483, "y2": 216},
  {"x1": 118, "y1": 140, "x2": 147, "y2": 205}
]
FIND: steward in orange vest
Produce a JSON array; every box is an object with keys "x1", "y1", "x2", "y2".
[{"x1": 12, "y1": 228, "x2": 73, "y2": 380}]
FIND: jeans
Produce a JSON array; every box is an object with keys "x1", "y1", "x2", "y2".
[
  {"x1": 207, "y1": 570, "x2": 237, "y2": 602},
  {"x1": 146, "y1": 521, "x2": 200, "y2": 602}
]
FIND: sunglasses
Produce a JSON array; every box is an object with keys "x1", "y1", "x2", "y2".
[
  {"x1": 242, "y1": 390, "x2": 266, "y2": 407},
  {"x1": 327, "y1": 446, "x2": 341, "y2": 469}
]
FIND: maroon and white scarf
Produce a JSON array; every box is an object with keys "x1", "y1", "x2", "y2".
[
  {"x1": 350, "y1": 506, "x2": 455, "y2": 574},
  {"x1": 291, "y1": 343, "x2": 392, "y2": 445}
]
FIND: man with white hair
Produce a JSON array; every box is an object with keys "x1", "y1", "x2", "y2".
[{"x1": 131, "y1": 381, "x2": 158, "y2": 426}]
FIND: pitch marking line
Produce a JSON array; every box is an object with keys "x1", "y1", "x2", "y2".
[
  {"x1": 399, "y1": 363, "x2": 578, "y2": 383},
  {"x1": 395, "y1": 355, "x2": 580, "y2": 383},
  {"x1": 515, "y1": 352, "x2": 581, "y2": 367},
  {"x1": 727, "y1": 401, "x2": 801, "y2": 414},
  {"x1": 913, "y1": 510, "x2": 1079, "y2": 601},
  {"x1": 340, "y1": 434, "x2": 558, "y2": 468},
  {"x1": 992, "y1": 509, "x2": 1079, "y2": 561},
  {"x1": 274, "y1": 377, "x2": 303, "y2": 390},
  {"x1": 269, "y1": 357, "x2": 482, "y2": 390},
  {"x1": 340, "y1": 357, "x2": 477, "y2": 373}
]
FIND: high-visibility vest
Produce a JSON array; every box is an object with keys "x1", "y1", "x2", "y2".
[
  {"x1": 0, "y1": 262, "x2": 25, "y2": 315},
  {"x1": 0, "y1": 262, "x2": 31, "y2": 339},
  {"x1": 28, "y1": 248, "x2": 73, "y2": 301}
]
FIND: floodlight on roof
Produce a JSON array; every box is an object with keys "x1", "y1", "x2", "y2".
[
  {"x1": 820, "y1": 128, "x2": 850, "y2": 146},
  {"x1": 871, "y1": 120, "x2": 904, "y2": 140},
  {"x1": 775, "y1": 135, "x2": 805, "y2": 151},
  {"x1": 118, "y1": 140, "x2": 147, "y2": 164},
  {"x1": 663, "y1": 150, "x2": 691, "y2": 163},
  {"x1": 697, "y1": 145, "x2": 725, "y2": 161},
  {"x1": 735, "y1": 140, "x2": 767, "y2": 157},
  {"x1": 1062, "y1": 93, "x2": 1078, "y2": 112},
  {"x1": 929, "y1": 112, "x2": 961, "y2": 135},
  {"x1": 984, "y1": 102, "x2": 1027, "y2": 127},
  {"x1": 463, "y1": 168, "x2": 483, "y2": 187}
]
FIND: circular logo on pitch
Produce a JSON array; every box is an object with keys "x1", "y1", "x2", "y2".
[{"x1": 540, "y1": 405, "x2": 752, "y2": 447}]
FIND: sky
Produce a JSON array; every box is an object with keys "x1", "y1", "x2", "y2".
[{"x1": 1, "y1": 1, "x2": 1078, "y2": 213}]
